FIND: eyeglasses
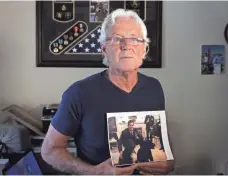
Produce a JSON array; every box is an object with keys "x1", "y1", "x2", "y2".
[{"x1": 106, "y1": 36, "x2": 145, "y2": 46}]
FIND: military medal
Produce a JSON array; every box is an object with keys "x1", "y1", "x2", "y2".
[
  {"x1": 69, "y1": 36, "x2": 74, "y2": 41},
  {"x1": 79, "y1": 28, "x2": 84, "y2": 33},
  {"x1": 53, "y1": 43, "x2": 58, "y2": 47},
  {"x1": 74, "y1": 32, "x2": 79, "y2": 37},
  {"x1": 58, "y1": 39, "x2": 63, "y2": 45},
  {"x1": 63, "y1": 34, "x2": 68, "y2": 40},
  {"x1": 79, "y1": 23, "x2": 84, "y2": 32},
  {"x1": 59, "y1": 45, "x2": 63, "y2": 50},
  {"x1": 61, "y1": 4, "x2": 66, "y2": 11},
  {"x1": 56, "y1": 12, "x2": 62, "y2": 19},
  {"x1": 65, "y1": 12, "x2": 72, "y2": 20},
  {"x1": 53, "y1": 48, "x2": 58, "y2": 53},
  {"x1": 74, "y1": 26, "x2": 78, "y2": 33},
  {"x1": 64, "y1": 40, "x2": 69, "y2": 45}
]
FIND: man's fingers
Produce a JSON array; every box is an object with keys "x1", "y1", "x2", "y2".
[
  {"x1": 104, "y1": 158, "x2": 113, "y2": 165},
  {"x1": 138, "y1": 162, "x2": 174, "y2": 174},
  {"x1": 116, "y1": 164, "x2": 137, "y2": 175},
  {"x1": 139, "y1": 166, "x2": 163, "y2": 173},
  {"x1": 138, "y1": 161, "x2": 160, "y2": 167},
  {"x1": 116, "y1": 167, "x2": 133, "y2": 173},
  {"x1": 138, "y1": 160, "x2": 174, "y2": 174},
  {"x1": 138, "y1": 160, "x2": 173, "y2": 168}
]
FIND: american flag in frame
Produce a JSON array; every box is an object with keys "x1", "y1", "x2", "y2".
[{"x1": 65, "y1": 25, "x2": 102, "y2": 55}]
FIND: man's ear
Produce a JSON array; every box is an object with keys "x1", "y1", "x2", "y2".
[
  {"x1": 143, "y1": 45, "x2": 149, "y2": 60},
  {"x1": 145, "y1": 45, "x2": 149, "y2": 55}
]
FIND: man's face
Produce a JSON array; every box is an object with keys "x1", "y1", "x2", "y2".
[
  {"x1": 128, "y1": 122, "x2": 134, "y2": 131},
  {"x1": 103, "y1": 17, "x2": 146, "y2": 72}
]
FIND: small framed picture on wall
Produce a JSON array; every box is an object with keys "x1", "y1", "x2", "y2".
[{"x1": 201, "y1": 45, "x2": 225, "y2": 75}]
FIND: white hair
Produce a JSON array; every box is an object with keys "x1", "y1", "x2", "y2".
[{"x1": 99, "y1": 8, "x2": 150, "y2": 67}]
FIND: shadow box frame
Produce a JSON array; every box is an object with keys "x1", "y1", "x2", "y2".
[{"x1": 36, "y1": 1, "x2": 162, "y2": 68}]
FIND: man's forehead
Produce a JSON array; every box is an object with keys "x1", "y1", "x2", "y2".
[
  {"x1": 107, "y1": 17, "x2": 142, "y2": 36},
  {"x1": 111, "y1": 32, "x2": 137, "y2": 37},
  {"x1": 107, "y1": 26, "x2": 142, "y2": 37}
]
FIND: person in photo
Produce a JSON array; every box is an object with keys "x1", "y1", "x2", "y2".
[
  {"x1": 144, "y1": 115, "x2": 155, "y2": 141},
  {"x1": 94, "y1": 1, "x2": 109, "y2": 22},
  {"x1": 152, "y1": 119, "x2": 164, "y2": 151},
  {"x1": 118, "y1": 120, "x2": 143, "y2": 165}
]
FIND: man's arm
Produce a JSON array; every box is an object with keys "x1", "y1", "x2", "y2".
[
  {"x1": 41, "y1": 125, "x2": 138, "y2": 175},
  {"x1": 41, "y1": 124, "x2": 96, "y2": 174}
]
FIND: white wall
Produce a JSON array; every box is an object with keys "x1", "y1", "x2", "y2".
[
  {"x1": 0, "y1": 22, "x2": 1, "y2": 106},
  {"x1": 0, "y1": 1, "x2": 228, "y2": 174}
]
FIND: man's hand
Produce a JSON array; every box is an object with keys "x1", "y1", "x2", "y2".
[
  {"x1": 137, "y1": 160, "x2": 174, "y2": 175},
  {"x1": 95, "y1": 158, "x2": 138, "y2": 175}
]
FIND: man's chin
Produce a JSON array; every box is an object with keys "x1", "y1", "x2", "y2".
[{"x1": 117, "y1": 65, "x2": 139, "y2": 73}]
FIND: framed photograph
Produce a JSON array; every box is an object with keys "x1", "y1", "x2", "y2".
[
  {"x1": 36, "y1": 1, "x2": 162, "y2": 68},
  {"x1": 89, "y1": 0, "x2": 110, "y2": 23},
  {"x1": 201, "y1": 45, "x2": 225, "y2": 75}
]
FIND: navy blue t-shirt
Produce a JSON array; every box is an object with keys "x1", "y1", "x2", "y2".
[{"x1": 51, "y1": 70, "x2": 165, "y2": 165}]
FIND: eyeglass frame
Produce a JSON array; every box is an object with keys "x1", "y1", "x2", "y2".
[{"x1": 105, "y1": 35, "x2": 146, "y2": 46}]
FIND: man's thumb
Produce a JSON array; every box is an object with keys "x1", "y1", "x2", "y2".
[{"x1": 105, "y1": 158, "x2": 113, "y2": 165}]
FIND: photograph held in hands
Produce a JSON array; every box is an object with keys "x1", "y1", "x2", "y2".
[{"x1": 107, "y1": 110, "x2": 174, "y2": 167}]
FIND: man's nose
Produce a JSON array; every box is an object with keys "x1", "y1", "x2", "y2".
[{"x1": 120, "y1": 39, "x2": 131, "y2": 50}]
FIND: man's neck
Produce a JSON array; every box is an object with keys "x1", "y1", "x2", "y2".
[{"x1": 107, "y1": 68, "x2": 138, "y2": 93}]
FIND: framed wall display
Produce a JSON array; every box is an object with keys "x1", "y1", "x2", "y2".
[{"x1": 36, "y1": 1, "x2": 162, "y2": 68}]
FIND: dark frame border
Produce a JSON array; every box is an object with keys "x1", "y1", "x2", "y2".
[
  {"x1": 36, "y1": 1, "x2": 162, "y2": 68},
  {"x1": 225, "y1": 23, "x2": 228, "y2": 44}
]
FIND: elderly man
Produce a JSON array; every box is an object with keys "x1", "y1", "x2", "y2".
[{"x1": 41, "y1": 8, "x2": 174, "y2": 175}]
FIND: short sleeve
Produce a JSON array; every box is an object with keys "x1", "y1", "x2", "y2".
[{"x1": 51, "y1": 84, "x2": 82, "y2": 137}]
